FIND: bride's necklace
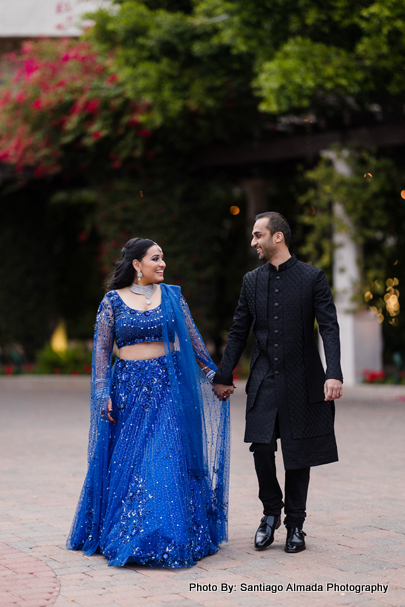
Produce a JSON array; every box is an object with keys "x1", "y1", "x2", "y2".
[{"x1": 129, "y1": 282, "x2": 157, "y2": 305}]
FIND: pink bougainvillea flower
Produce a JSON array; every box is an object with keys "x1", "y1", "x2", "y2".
[
  {"x1": 0, "y1": 38, "x2": 154, "y2": 176},
  {"x1": 0, "y1": 91, "x2": 11, "y2": 107},
  {"x1": 23, "y1": 57, "x2": 40, "y2": 77},
  {"x1": 85, "y1": 99, "x2": 100, "y2": 113},
  {"x1": 70, "y1": 103, "x2": 81, "y2": 115},
  {"x1": 21, "y1": 41, "x2": 33, "y2": 53}
]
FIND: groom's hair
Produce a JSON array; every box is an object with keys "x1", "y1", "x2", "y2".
[{"x1": 255, "y1": 212, "x2": 291, "y2": 247}]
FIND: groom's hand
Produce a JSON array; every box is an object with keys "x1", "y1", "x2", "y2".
[
  {"x1": 324, "y1": 379, "x2": 343, "y2": 401},
  {"x1": 212, "y1": 383, "x2": 235, "y2": 401}
]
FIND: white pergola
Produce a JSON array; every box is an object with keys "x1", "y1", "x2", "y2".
[{"x1": 0, "y1": 0, "x2": 108, "y2": 37}]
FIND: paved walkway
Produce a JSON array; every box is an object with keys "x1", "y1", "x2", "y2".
[{"x1": 0, "y1": 376, "x2": 404, "y2": 607}]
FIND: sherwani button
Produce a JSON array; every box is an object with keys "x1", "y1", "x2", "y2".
[
  {"x1": 275, "y1": 330, "x2": 279, "y2": 333},
  {"x1": 274, "y1": 357, "x2": 279, "y2": 361},
  {"x1": 274, "y1": 316, "x2": 278, "y2": 320},
  {"x1": 275, "y1": 371, "x2": 279, "y2": 375},
  {"x1": 274, "y1": 344, "x2": 279, "y2": 348},
  {"x1": 275, "y1": 289, "x2": 280, "y2": 293},
  {"x1": 276, "y1": 276, "x2": 280, "y2": 279},
  {"x1": 275, "y1": 303, "x2": 279, "y2": 307}
]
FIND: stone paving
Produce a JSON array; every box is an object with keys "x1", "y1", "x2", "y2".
[{"x1": 0, "y1": 376, "x2": 404, "y2": 607}]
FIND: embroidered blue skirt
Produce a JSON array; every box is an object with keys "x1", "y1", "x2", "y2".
[{"x1": 82, "y1": 356, "x2": 220, "y2": 568}]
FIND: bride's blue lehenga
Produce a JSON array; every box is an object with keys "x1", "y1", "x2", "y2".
[{"x1": 67, "y1": 284, "x2": 230, "y2": 568}]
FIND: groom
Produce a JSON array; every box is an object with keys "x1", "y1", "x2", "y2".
[{"x1": 213, "y1": 212, "x2": 343, "y2": 553}]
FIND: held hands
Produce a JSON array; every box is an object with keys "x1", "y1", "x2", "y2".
[
  {"x1": 324, "y1": 379, "x2": 343, "y2": 401},
  {"x1": 212, "y1": 383, "x2": 236, "y2": 402},
  {"x1": 108, "y1": 383, "x2": 233, "y2": 416},
  {"x1": 108, "y1": 381, "x2": 340, "y2": 410}
]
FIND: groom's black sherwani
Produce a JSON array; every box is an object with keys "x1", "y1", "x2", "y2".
[{"x1": 214, "y1": 254, "x2": 343, "y2": 470}]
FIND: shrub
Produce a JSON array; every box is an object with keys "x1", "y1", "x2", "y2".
[
  {"x1": 35, "y1": 342, "x2": 92, "y2": 375},
  {"x1": 0, "y1": 38, "x2": 153, "y2": 177}
]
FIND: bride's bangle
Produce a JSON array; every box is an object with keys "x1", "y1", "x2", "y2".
[{"x1": 205, "y1": 370, "x2": 215, "y2": 384}]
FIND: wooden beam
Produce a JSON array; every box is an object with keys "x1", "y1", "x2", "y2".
[{"x1": 198, "y1": 121, "x2": 405, "y2": 167}]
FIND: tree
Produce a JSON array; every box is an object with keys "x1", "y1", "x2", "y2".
[
  {"x1": 1, "y1": 1, "x2": 404, "y2": 359},
  {"x1": 88, "y1": 1, "x2": 405, "y2": 124}
]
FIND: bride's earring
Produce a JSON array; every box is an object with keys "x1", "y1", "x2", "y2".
[{"x1": 137, "y1": 269, "x2": 143, "y2": 282}]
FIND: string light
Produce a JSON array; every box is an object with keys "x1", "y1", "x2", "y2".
[
  {"x1": 367, "y1": 277, "x2": 400, "y2": 323},
  {"x1": 384, "y1": 277, "x2": 400, "y2": 317},
  {"x1": 230, "y1": 206, "x2": 240, "y2": 215},
  {"x1": 369, "y1": 306, "x2": 384, "y2": 323}
]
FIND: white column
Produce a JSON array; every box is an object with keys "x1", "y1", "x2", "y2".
[{"x1": 319, "y1": 151, "x2": 383, "y2": 385}]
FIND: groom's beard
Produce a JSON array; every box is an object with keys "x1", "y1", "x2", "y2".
[{"x1": 262, "y1": 242, "x2": 277, "y2": 262}]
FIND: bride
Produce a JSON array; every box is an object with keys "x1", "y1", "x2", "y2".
[{"x1": 67, "y1": 238, "x2": 230, "y2": 568}]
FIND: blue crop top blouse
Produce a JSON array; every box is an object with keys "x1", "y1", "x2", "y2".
[{"x1": 104, "y1": 290, "x2": 175, "y2": 348}]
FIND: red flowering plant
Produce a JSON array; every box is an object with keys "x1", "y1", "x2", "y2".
[
  {"x1": 0, "y1": 38, "x2": 153, "y2": 176},
  {"x1": 362, "y1": 369, "x2": 386, "y2": 384}
]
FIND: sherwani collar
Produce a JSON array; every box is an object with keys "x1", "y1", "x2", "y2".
[{"x1": 265, "y1": 253, "x2": 297, "y2": 273}]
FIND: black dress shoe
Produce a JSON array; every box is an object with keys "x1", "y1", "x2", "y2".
[
  {"x1": 285, "y1": 526, "x2": 306, "y2": 553},
  {"x1": 254, "y1": 515, "x2": 281, "y2": 550}
]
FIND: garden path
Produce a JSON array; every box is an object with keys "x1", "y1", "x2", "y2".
[{"x1": 0, "y1": 377, "x2": 404, "y2": 607}]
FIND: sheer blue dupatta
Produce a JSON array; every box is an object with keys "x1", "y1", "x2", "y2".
[
  {"x1": 66, "y1": 294, "x2": 115, "y2": 555},
  {"x1": 160, "y1": 284, "x2": 230, "y2": 544}
]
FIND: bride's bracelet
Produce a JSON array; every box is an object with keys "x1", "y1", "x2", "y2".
[{"x1": 205, "y1": 369, "x2": 215, "y2": 384}]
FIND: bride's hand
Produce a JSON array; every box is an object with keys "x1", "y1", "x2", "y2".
[
  {"x1": 107, "y1": 398, "x2": 116, "y2": 424},
  {"x1": 212, "y1": 383, "x2": 235, "y2": 401}
]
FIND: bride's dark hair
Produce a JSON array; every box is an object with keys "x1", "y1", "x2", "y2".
[{"x1": 106, "y1": 238, "x2": 157, "y2": 290}]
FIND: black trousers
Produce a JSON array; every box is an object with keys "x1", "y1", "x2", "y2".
[{"x1": 250, "y1": 442, "x2": 310, "y2": 528}]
